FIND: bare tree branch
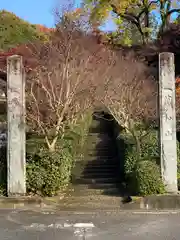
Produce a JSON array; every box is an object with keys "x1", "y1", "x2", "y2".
[{"x1": 26, "y1": 18, "x2": 113, "y2": 152}]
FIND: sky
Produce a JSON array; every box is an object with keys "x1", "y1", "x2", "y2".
[
  {"x1": 0, "y1": 0, "x2": 81, "y2": 27},
  {"x1": 0, "y1": 0, "x2": 116, "y2": 31},
  {"x1": 0, "y1": 0, "x2": 179, "y2": 33}
]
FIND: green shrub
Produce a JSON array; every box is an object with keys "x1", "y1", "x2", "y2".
[
  {"x1": 26, "y1": 142, "x2": 73, "y2": 196},
  {"x1": 0, "y1": 112, "x2": 92, "y2": 197},
  {"x1": 66, "y1": 112, "x2": 92, "y2": 161},
  {"x1": 124, "y1": 145, "x2": 137, "y2": 175},
  {"x1": 140, "y1": 130, "x2": 159, "y2": 162},
  {"x1": 26, "y1": 111, "x2": 93, "y2": 196},
  {"x1": 129, "y1": 160, "x2": 165, "y2": 196},
  {"x1": 123, "y1": 128, "x2": 159, "y2": 170},
  {"x1": 119, "y1": 126, "x2": 165, "y2": 196}
]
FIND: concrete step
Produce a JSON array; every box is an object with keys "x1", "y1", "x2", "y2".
[
  {"x1": 57, "y1": 202, "x2": 122, "y2": 212},
  {"x1": 86, "y1": 155, "x2": 116, "y2": 160},
  {"x1": 84, "y1": 154, "x2": 117, "y2": 158},
  {"x1": 86, "y1": 150, "x2": 116, "y2": 155},
  {"x1": 82, "y1": 171, "x2": 118, "y2": 177},
  {"x1": 87, "y1": 136, "x2": 113, "y2": 141},
  {"x1": 66, "y1": 187, "x2": 122, "y2": 196},
  {"x1": 83, "y1": 166, "x2": 119, "y2": 172},
  {"x1": 83, "y1": 167, "x2": 118, "y2": 173},
  {"x1": 83, "y1": 161, "x2": 119, "y2": 168},
  {"x1": 88, "y1": 182, "x2": 120, "y2": 189},
  {"x1": 83, "y1": 166, "x2": 118, "y2": 172},
  {"x1": 84, "y1": 159, "x2": 117, "y2": 164},
  {"x1": 87, "y1": 139, "x2": 113, "y2": 144},
  {"x1": 63, "y1": 194, "x2": 122, "y2": 203},
  {"x1": 58, "y1": 195, "x2": 124, "y2": 211},
  {"x1": 82, "y1": 172, "x2": 116, "y2": 178},
  {"x1": 86, "y1": 142, "x2": 114, "y2": 148},
  {"x1": 74, "y1": 177, "x2": 118, "y2": 185},
  {"x1": 86, "y1": 145, "x2": 116, "y2": 149},
  {"x1": 84, "y1": 157, "x2": 118, "y2": 162}
]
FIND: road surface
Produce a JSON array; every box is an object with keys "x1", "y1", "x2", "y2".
[{"x1": 0, "y1": 208, "x2": 180, "y2": 239}]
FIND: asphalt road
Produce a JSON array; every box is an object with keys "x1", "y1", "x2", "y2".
[{"x1": 0, "y1": 208, "x2": 180, "y2": 239}]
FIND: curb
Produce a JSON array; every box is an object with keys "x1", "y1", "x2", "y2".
[
  {"x1": 122, "y1": 194, "x2": 180, "y2": 210},
  {"x1": 1, "y1": 194, "x2": 180, "y2": 211},
  {"x1": 0, "y1": 195, "x2": 64, "y2": 209},
  {"x1": 0, "y1": 196, "x2": 43, "y2": 204},
  {"x1": 139, "y1": 194, "x2": 180, "y2": 210}
]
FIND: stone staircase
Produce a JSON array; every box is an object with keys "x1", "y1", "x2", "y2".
[{"x1": 60, "y1": 110, "x2": 123, "y2": 211}]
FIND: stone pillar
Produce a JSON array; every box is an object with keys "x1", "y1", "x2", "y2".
[
  {"x1": 159, "y1": 52, "x2": 178, "y2": 193},
  {"x1": 7, "y1": 55, "x2": 26, "y2": 196}
]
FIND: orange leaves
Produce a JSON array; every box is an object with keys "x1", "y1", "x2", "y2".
[
  {"x1": 176, "y1": 76, "x2": 180, "y2": 94},
  {"x1": 35, "y1": 25, "x2": 54, "y2": 33}
]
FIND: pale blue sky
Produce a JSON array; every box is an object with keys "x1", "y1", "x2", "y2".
[
  {"x1": 0, "y1": 0, "x2": 179, "y2": 32},
  {"x1": 0, "y1": 0, "x2": 116, "y2": 31},
  {"x1": 0, "y1": 0, "x2": 83, "y2": 27}
]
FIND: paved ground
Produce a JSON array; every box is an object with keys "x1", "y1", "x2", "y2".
[{"x1": 0, "y1": 208, "x2": 180, "y2": 239}]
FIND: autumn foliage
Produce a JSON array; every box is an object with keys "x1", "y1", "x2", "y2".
[
  {"x1": 0, "y1": 10, "x2": 50, "y2": 51},
  {"x1": 25, "y1": 21, "x2": 120, "y2": 151}
]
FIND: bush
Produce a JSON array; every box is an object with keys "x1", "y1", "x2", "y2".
[
  {"x1": 140, "y1": 130, "x2": 159, "y2": 162},
  {"x1": 120, "y1": 127, "x2": 165, "y2": 196},
  {"x1": 123, "y1": 128, "x2": 159, "y2": 171},
  {"x1": 26, "y1": 111, "x2": 93, "y2": 196},
  {"x1": 26, "y1": 144, "x2": 73, "y2": 196},
  {"x1": 129, "y1": 160, "x2": 165, "y2": 196},
  {"x1": 65, "y1": 112, "x2": 92, "y2": 161},
  {"x1": 0, "y1": 112, "x2": 92, "y2": 197},
  {"x1": 124, "y1": 145, "x2": 137, "y2": 176}
]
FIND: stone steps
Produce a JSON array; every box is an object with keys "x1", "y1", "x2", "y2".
[
  {"x1": 78, "y1": 182, "x2": 119, "y2": 189},
  {"x1": 83, "y1": 165, "x2": 118, "y2": 172},
  {"x1": 57, "y1": 203, "x2": 122, "y2": 212},
  {"x1": 67, "y1": 187, "x2": 121, "y2": 196},
  {"x1": 84, "y1": 157, "x2": 117, "y2": 162},
  {"x1": 59, "y1": 193, "x2": 124, "y2": 211},
  {"x1": 68, "y1": 110, "x2": 122, "y2": 211},
  {"x1": 64, "y1": 194, "x2": 121, "y2": 201},
  {"x1": 82, "y1": 162, "x2": 119, "y2": 169},
  {"x1": 74, "y1": 177, "x2": 118, "y2": 185},
  {"x1": 81, "y1": 171, "x2": 116, "y2": 178}
]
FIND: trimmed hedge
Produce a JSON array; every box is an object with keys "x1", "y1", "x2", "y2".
[
  {"x1": 0, "y1": 111, "x2": 93, "y2": 197},
  {"x1": 128, "y1": 160, "x2": 165, "y2": 196},
  {"x1": 116, "y1": 126, "x2": 165, "y2": 196},
  {"x1": 26, "y1": 111, "x2": 93, "y2": 196},
  {"x1": 26, "y1": 143, "x2": 73, "y2": 196}
]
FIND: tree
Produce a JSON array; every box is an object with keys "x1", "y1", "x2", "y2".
[
  {"x1": 96, "y1": 50, "x2": 157, "y2": 155},
  {"x1": 0, "y1": 10, "x2": 49, "y2": 50},
  {"x1": 26, "y1": 20, "x2": 114, "y2": 152},
  {"x1": 84, "y1": 0, "x2": 180, "y2": 44},
  {"x1": 157, "y1": 0, "x2": 180, "y2": 35}
]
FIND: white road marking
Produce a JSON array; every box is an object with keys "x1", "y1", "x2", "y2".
[
  {"x1": 22, "y1": 221, "x2": 96, "y2": 236},
  {"x1": 73, "y1": 223, "x2": 95, "y2": 228}
]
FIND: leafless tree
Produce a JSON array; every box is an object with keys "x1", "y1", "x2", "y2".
[
  {"x1": 26, "y1": 20, "x2": 113, "y2": 152},
  {"x1": 96, "y1": 50, "x2": 157, "y2": 154}
]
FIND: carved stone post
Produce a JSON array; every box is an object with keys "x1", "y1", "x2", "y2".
[
  {"x1": 7, "y1": 55, "x2": 26, "y2": 196},
  {"x1": 159, "y1": 52, "x2": 178, "y2": 193}
]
